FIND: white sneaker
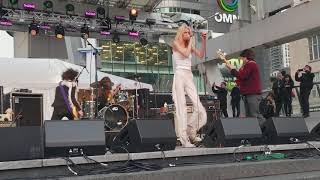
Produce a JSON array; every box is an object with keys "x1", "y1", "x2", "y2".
[
  {"x1": 182, "y1": 142, "x2": 196, "y2": 148},
  {"x1": 190, "y1": 136, "x2": 202, "y2": 143}
]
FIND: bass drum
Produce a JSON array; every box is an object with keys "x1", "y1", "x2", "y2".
[{"x1": 98, "y1": 104, "x2": 128, "y2": 131}]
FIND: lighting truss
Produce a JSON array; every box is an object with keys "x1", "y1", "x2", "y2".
[{"x1": 0, "y1": 7, "x2": 177, "y2": 38}]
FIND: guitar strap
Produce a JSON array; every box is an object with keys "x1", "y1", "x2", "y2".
[{"x1": 59, "y1": 83, "x2": 73, "y2": 115}]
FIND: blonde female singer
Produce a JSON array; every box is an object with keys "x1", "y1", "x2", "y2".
[{"x1": 172, "y1": 25, "x2": 207, "y2": 147}]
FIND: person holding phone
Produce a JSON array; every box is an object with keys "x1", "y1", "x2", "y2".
[{"x1": 295, "y1": 65, "x2": 314, "y2": 117}]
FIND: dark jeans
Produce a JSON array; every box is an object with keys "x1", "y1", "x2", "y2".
[
  {"x1": 275, "y1": 99, "x2": 283, "y2": 117},
  {"x1": 51, "y1": 108, "x2": 74, "y2": 120},
  {"x1": 231, "y1": 101, "x2": 240, "y2": 117},
  {"x1": 300, "y1": 88, "x2": 312, "y2": 117},
  {"x1": 221, "y1": 108, "x2": 228, "y2": 118},
  {"x1": 283, "y1": 97, "x2": 292, "y2": 116}
]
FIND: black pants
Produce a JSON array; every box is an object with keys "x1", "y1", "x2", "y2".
[
  {"x1": 231, "y1": 101, "x2": 240, "y2": 117},
  {"x1": 51, "y1": 108, "x2": 74, "y2": 120},
  {"x1": 300, "y1": 88, "x2": 312, "y2": 117},
  {"x1": 220, "y1": 104, "x2": 228, "y2": 118},
  {"x1": 275, "y1": 99, "x2": 283, "y2": 117}
]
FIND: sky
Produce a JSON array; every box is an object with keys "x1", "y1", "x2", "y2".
[{"x1": 0, "y1": 30, "x2": 14, "y2": 58}]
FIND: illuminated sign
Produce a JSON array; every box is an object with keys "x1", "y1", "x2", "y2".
[{"x1": 217, "y1": 0, "x2": 238, "y2": 13}]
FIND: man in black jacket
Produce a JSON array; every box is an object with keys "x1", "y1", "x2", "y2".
[
  {"x1": 212, "y1": 82, "x2": 228, "y2": 118},
  {"x1": 295, "y1": 65, "x2": 314, "y2": 118}
]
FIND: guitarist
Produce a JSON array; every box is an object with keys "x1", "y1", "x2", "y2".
[
  {"x1": 217, "y1": 49, "x2": 263, "y2": 125},
  {"x1": 51, "y1": 68, "x2": 83, "y2": 120}
]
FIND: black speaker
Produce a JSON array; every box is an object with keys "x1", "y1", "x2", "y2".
[
  {"x1": 263, "y1": 117, "x2": 310, "y2": 144},
  {"x1": 11, "y1": 93, "x2": 43, "y2": 126},
  {"x1": 203, "y1": 118, "x2": 262, "y2": 147},
  {"x1": 44, "y1": 120, "x2": 106, "y2": 158},
  {"x1": 0, "y1": 126, "x2": 43, "y2": 161},
  {"x1": 111, "y1": 119, "x2": 176, "y2": 153},
  {"x1": 310, "y1": 117, "x2": 320, "y2": 138}
]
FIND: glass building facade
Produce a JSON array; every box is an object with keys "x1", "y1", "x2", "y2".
[
  {"x1": 99, "y1": 40, "x2": 207, "y2": 93},
  {"x1": 99, "y1": 40, "x2": 174, "y2": 92}
]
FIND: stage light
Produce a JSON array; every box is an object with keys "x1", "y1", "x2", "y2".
[
  {"x1": 115, "y1": 15, "x2": 125, "y2": 23},
  {"x1": 112, "y1": 32, "x2": 120, "y2": 43},
  {"x1": 140, "y1": 38, "x2": 148, "y2": 46},
  {"x1": 23, "y1": 3, "x2": 36, "y2": 11},
  {"x1": 9, "y1": 0, "x2": 18, "y2": 6},
  {"x1": 100, "y1": 31, "x2": 110, "y2": 36},
  {"x1": 81, "y1": 24, "x2": 89, "y2": 39},
  {"x1": 100, "y1": 17, "x2": 111, "y2": 31},
  {"x1": 0, "y1": 19, "x2": 12, "y2": 26},
  {"x1": 146, "y1": 18, "x2": 156, "y2": 27},
  {"x1": 0, "y1": 6, "x2": 7, "y2": 17},
  {"x1": 65, "y1": 4, "x2": 75, "y2": 15},
  {"x1": 55, "y1": 24, "x2": 64, "y2": 39},
  {"x1": 43, "y1": 1, "x2": 53, "y2": 9},
  {"x1": 85, "y1": 10, "x2": 96, "y2": 18},
  {"x1": 96, "y1": 7, "x2": 105, "y2": 18},
  {"x1": 128, "y1": 30, "x2": 139, "y2": 38},
  {"x1": 40, "y1": 23, "x2": 51, "y2": 30},
  {"x1": 29, "y1": 21, "x2": 39, "y2": 36},
  {"x1": 129, "y1": 8, "x2": 138, "y2": 21}
]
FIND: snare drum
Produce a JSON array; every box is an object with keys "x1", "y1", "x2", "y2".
[{"x1": 98, "y1": 104, "x2": 128, "y2": 131}]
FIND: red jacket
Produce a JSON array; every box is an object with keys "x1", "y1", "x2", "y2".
[{"x1": 231, "y1": 60, "x2": 262, "y2": 95}]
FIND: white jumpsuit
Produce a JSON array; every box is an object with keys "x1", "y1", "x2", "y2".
[{"x1": 172, "y1": 51, "x2": 207, "y2": 146}]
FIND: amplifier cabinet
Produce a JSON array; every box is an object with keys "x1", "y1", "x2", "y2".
[{"x1": 9, "y1": 93, "x2": 43, "y2": 126}]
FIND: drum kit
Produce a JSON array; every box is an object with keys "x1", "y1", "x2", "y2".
[{"x1": 79, "y1": 79, "x2": 142, "y2": 132}]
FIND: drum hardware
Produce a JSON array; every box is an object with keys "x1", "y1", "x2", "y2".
[{"x1": 98, "y1": 104, "x2": 128, "y2": 132}]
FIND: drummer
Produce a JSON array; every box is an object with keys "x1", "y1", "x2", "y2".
[{"x1": 92, "y1": 76, "x2": 121, "y2": 111}]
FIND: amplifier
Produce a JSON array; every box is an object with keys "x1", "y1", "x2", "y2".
[
  {"x1": 167, "y1": 104, "x2": 193, "y2": 113},
  {"x1": 6, "y1": 92, "x2": 43, "y2": 126}
]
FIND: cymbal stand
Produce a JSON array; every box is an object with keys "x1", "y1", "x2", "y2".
[{"x1": 134, "y1": 77, "x2": 139, "y2": 119}]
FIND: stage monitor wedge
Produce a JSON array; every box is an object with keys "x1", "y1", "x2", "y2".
[
  {"x1": 44, "y1": 120, "x2": 106, "y2": 158},
  {"x1": 263, "y1": 117, "x2": 310, "y2": 144},
  {"x1": 203, "y1": 117, "x2": 263, "y2": 147},
  {"x1": 111, "y1": 119, "x2": 176, "y2": 153}
]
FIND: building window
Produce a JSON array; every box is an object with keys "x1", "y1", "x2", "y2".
[
  {"x1": 308, "y1": 35, "x2": 320, "y2": 61},
  {"x1": 191, "y1": 9, "x2": 200, "y2": 15}
]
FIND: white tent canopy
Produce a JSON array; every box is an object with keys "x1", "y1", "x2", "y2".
[
  {"x1": 0, "y1": 58, "x2": 152, "y2": 90},
  {"x1": 0, "y1": 58, "x2": 153, "y2": 120}
]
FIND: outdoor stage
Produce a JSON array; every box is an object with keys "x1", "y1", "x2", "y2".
[{"x1": 2, "y1": 142, "x2": 320, "y2": 180}]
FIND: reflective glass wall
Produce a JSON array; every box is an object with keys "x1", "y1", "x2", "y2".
[{"x1": 99, "y1": 40, "x2": 174, "y2": 92}]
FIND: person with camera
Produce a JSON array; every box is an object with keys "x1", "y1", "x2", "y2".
[{"x1": 295, "y1": 65, "x2": 314, "y2": 118}]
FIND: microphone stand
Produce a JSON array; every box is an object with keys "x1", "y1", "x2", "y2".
[
  {"x1": 84, "y1": 38, "x2": 100, "y2": 119},
  {"x1": 75, "y1": 65, "x2": 89, "y2": 85}
]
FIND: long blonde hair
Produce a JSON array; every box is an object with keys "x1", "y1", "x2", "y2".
[{"x1": 174, "y1": 24, "x2": 190, "y2": 47}]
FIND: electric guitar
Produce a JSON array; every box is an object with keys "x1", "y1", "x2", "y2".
[{"x1": 72, "y1": 105, "x2": 79, "y2": 120}]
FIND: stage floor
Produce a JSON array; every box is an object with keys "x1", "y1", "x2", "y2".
[{"x1": 1, "y1": 141, "x2": 320, "y2": 171}]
